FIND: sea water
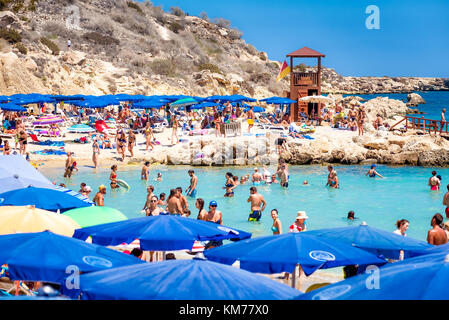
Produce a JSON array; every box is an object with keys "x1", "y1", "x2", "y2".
[{"x1": 41, "y1": 164, "x2": 449, "y2": 242}]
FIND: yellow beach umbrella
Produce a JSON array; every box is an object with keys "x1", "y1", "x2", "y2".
[{"x1": 0, "y1": 205, "x2": 80, "y2": 237}]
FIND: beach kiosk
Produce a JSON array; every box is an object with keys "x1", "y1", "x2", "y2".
[{"x1": 286, "y1": 47, "x2": 325, "y2": 122}]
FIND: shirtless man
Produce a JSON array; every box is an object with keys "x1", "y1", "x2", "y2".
[
  {"x1": 326, "y1": 165, "x2": 339, "y2": 188},
  {"x1": 186, "y1": 169, "x2": 198, "y2": 198},
  {"x1": 427, "y1": 213, "x2": 448, "y2": 245},
  {"x1": 64, "y1": 152, "x2": 76, "y2": 178},
  {"x1": 166, "y1": 189, "x2": 183, "y2": 215},
  {"x1": 279, "y1": 164, "x2": 289, "y2": 188},
  {"x1": 443, "y1": 184, "x2": 449, "y2": 218},
  {"x1": 373, "y1": 114, "x2": 384, "y2": 130},
  {"x1": 429, "y1": 171, "x2": 441, "y2": 191},
  {"x1": 93, "y1": 185, "x2": 106, "y2": 206},
  {"x1": 348, "y1": 106, "x2": 357, "y2": 122},
  {"x1": 176, "y1": 187, "x2": 189, "y2": 213},
  {"x1": 247, "y1": 106, "x2": 255, "y2": 133},
  {"x1": 141, "y1": 161, "x2": 150, "y2": 181},
  {"x1": 142, "y1": 185, "x2": 155, "y2": 212},
  {"x1": 252, "y1": 168, "x2": 262, "y2": 184},
  {"x1": 247, "y1": 186, "x2": 266, "y2": 222},
  {"x1": 441, "y1": 109, "x2": 446, "y2": 134}
]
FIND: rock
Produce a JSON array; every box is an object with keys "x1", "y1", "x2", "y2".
[
  {"x1": 363, "y1": 139, "x2": 389, "y2": 150},
  {"x1": 258, "y1": 52, "x2": 268, "y2": 61},
  {"x1": 61, "y1": 50, "x2": 87, "y2": 66},
  {"x1": 0, "y1": 11, "x2": 20, "y2": 29},
  {"x1": 406, "y1": 93, "x2": 426, "y2": 106},
  {"x1": 388, "y1": 144, "x2": 402, "y2": 154},
  {"x1": 418, "y1": 150, "x2": 449, "y2": 166}
]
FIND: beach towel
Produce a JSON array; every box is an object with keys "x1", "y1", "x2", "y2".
[
  {"x1": 32, "y1": 149, "x2": 67, "y2": 156},
  {"x1": 38, "y1": 140, "x2": 65, "y2": 147}
]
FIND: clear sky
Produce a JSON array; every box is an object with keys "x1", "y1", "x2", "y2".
[{"x1": 144, "y1": 0, "x2": 449, "y2": 77}]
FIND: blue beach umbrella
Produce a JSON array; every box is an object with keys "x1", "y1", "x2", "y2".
[
  {"x1": 0, "y1": 186, "x2": 91, "y2": 213},
  {"x1": 67, "y1": 257, "x2": 300, "y2": 300},
  {"x1": 0, "y1": 103, "x2": 27, "y2": 112},
  {"x1": 0, "y1": 231, "x2": 144, "y2": 285},
  {"x1": 204, "y1": 233, "x2": 386, "y2": 276},
  {"x1": 170, "y1": 97, "x2": 199, "y2": 108},
  {"x1": 306, "y1": 222, "x2": 432, "y2": 260},
  {"x1": 243, "y1": 106, "x2": 266, "y2": 113},
  {"x1": 0, "y1": 155, "x2": 55, "y2": 194},
  {"x1": 296, "y1": 252, "x2": 449, "y2": 300},
  {"x1": 191, "y1": 101, "x2": 222, "y2": 109},
  {"x1": 73, "y1": 215, "x2": 251, "y2": 251},
  {"x1": 132, "y1": 100, "x2": 167, "y2": 109}
]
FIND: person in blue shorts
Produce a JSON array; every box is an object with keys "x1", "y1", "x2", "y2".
[
  {"x1": 186, "y1": 169, "x2": 198, "y2": 198},
  {"x1": 247, "y1": 186, "x2": 266, "y2": 222}
]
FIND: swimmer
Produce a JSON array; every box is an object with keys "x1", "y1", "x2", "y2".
[
  {"x1": 142, "y1": 185, "x2": 155, "y2": 212},
  {"x1": 429, "y1": 171, "x2": 441, "y2": 191},
  {"x1": 166, "y1": 189, "x2": 183, "y2": 215},
  {"x1": 158, "y1": 193, "x2": 167, "y2": 206},
  {"x1": 347, "y1": 210, "x2": 356, "y2": 220},
  {"x1": 271, "y1": 209, "x2": 282, "y2": 235},
  {"x1": 303, "y1": 180, "x2": 309, "y2": 185},
  {"x1": 326, "y1": 165, "x2": 339, "y2": 188},
  {"x1": 279, "y1": 164, "x2": 288, "y2": 188},
  {"x1": 93, "y1": 185, "x2": 106, "y2": 206},
  {"x1": 366, "y1": 164, "x2": 384, "y2": 178},
  {"x1": 109, "y1": 165, "x2": 120, "y2": 189},
  {"x1": 185, "y1": 169, "x2": 198, "y2": 198},
  {"x1": 247, "y1": 186, "x2": 266, "y2": 222},
  {"x1": 223, "y1": 172, "x2": 236, "y2": 197},
  {"x1": 176, "y1": 187, "x2": 189, "y2": 213},
  {"x1": 141, "y1": 161, "x2": 150, "y2": 181},
  {"x1": 271, "y1": 174, "x2": 279, "y2": 184},
  {"x1": 252, "y1": 168, "x2": 262, "y2": 185},
  {"x1": 155, "y1": 172, "x2": 162, "y2": 182},
  {"x1": 233, "y1": 175, "x2": 240, "y2": 186}
]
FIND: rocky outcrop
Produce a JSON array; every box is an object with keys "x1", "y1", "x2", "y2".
[{"x1": 406, "y1": 93, "x2": 426, "y2": 106}]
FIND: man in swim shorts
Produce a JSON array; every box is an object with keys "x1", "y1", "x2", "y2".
[
  {"x1": 247, "y1": 106, "x2": 255, "y2": 133},
  {"x1": 429, "y1": 171, "x2": 441, "y2": 191},
  {"x1": 443, "y1": 184, "x2": 449, "y2": 218},
  {"x1": 247, "y1": 186, "x2": 266, "y2": 222},
  {"x1": 141, "y1": 161, "x2": 150, "y2": 181},
  {"x1": 279, "y1": 164, "x2": 289, "y2": 188},
  {"x1": 252, "y1": 168, "x2": 262, "y2": 185},
  {"x1": 64, "y1": 152, "x2": 76, "y2": 178},
  {"x1": 186, "y1": 169, "x2": 198, "y2": 198}
]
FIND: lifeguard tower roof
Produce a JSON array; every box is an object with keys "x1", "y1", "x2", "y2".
[{"x1": 287, "y1": 47, "x2": 325, "y2": 58}]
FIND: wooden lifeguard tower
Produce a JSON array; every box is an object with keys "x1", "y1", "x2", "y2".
[{"x1": 285, "y1": 47, "x2": 325, "y2": 122}]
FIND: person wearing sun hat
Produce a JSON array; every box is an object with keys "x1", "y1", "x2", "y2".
[
  {"x1": 288, "y1": 211, "x2": 308, "y2": 233},
  {"x1": 93, "y1": 185, "x2": 106, "y2": 206}
]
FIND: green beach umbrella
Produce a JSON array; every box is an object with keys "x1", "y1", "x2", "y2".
[
  {"x1": 170, "y1": 98, "x2": 198, "y2": 108},
  {"x1": 63, "y1": 206, "x2": 127, "y2": 228}
]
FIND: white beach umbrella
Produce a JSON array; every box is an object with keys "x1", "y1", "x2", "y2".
[{"x1": 299, "y1": 96, "x2": 334, "y2": 104}]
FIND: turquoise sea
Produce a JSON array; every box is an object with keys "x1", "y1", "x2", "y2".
[{"x1": 41, "y1": 164, "x2": 449, "y2": 242}]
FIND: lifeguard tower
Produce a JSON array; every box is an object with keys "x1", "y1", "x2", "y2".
[{"x1": 285, "y1": 47, "x2": 325, "y2": 122}]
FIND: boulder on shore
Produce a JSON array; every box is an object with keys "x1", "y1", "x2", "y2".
[{"x1": 406, "y1": 93, "x2": 426, "y2": 106}]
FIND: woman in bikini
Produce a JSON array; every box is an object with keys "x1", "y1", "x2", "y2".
[
  {"x1": 271, "y1": 209, "x2": 282, "y2": 235},
  {"x1": 357, "y1": 106, "x2": 366, "y2": 136},
  {"x1": 110, "y1": 164, "x2": 119, "y2": 189},
  {"x1": 222, "y1": 172, "x2": 236, "y2": 197},
  {"x1": 92, "y1": 138, "x2": 100, "y2": 169},
  {"x1": 144, "y1": 122, "x2": 155, "y2": 151},
  {"x1": 127, "y1": 130, "x2": 136, "y2": 157},
  {"x1": 195, "y1": 198, "x2": 208, "y2": 220},
  {"x1": 213, "y1": 113, "x2": 222, "y2": 137},
  {"x1": 18, "y1": 130, "x2": 27, "y2": 155},
  {"x1": 201, "y1": 200, "x2": 223, "y2": 249},
  {"x1": 117, "y1": 131, "x2": 127, "y2": 161},
  {"x1": 3, "y1": 140, "x2": 11, "y2": 155},
  {"x1": 171, "y1": 116, "x2": 179, "y2": 145},
  {"x1": 145, "y1": 195, "x2": 164, "y2": 216}
]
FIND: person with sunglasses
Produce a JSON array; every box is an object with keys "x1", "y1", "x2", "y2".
[
  {"x1": 203, "y1": 201, "x2": 223, "y2": 249},
  {"x1": 145, "y1": 195, "x2": 164, "y2": 216}
]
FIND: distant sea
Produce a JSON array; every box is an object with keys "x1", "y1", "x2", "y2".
[{"x1": 343, "y1": 91, "x2": 449, "y2": 120}]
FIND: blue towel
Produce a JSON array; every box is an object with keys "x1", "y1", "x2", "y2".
[{"x1": 302, "y1": 134, "x2": 314, "y2": 140}]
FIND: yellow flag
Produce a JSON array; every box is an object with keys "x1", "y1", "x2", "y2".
[{"x1": 276, "y1": 61, "x2": 291, "y2": 82}]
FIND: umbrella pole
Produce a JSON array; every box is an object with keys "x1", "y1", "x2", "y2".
[
  {"x1": 291, "y1": 265, "x2": 297, "y2": 289},
  {"x1": 162, "y1": 251, "x2": 166, "y2": 261}
]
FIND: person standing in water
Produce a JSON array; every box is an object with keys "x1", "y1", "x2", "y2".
[
  {"x1": 166, "y1": 189, "x2": 183, "y2": 215},
  {"x1": 271, "y1": 209, "x2": 282, "y2": 235},
  {"x1": 252, "y1": 168, "x2": 262, "y2": 185},
  {"x1": 109, "y1": 165, "x2": 119, "y2": 189},
  {"x1": 247, "y1": 186, "x2": 266, "y2": 222},
  {"x1": 326, "y1": 165, "x2": 339, "y2": 188},
  {"x1": 443, "y1": 184, "x2": 449, "y2": 218},
  {"x1": 176, "y1": 187, "x2": 189, "y2": 214},
  {"x1": 64, "y1": 152, "x2": 76, "y2": 178},
  {"x1": 429, "y1": 171, "x2": 441, "y2": 191},
  {"x1": 141, "y1": 161, "x2": 150, "y2": 181},
  {"x1": 223, "y1": 172, "x2": 236, "y2": 197},
  {"x1": 195, "y1": 198, "x2": 208, "y2": 220},
  {"x1": 186, "y1": 169, "x2": 198, "y2": 198},
  {"x1": 366, "y1": 164, "x2": 384, "y2": 178},
  {"x1": 93, "y1": 185, "x2": 106, "y2": 206},
  {"x1": 427, "y1": 213, "x2": 448, "y2": 245}
]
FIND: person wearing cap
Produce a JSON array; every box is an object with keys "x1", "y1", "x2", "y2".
[
  {"x1": 366, "y1": 164, "x2": 383, "y2": 178},
  {"x1": 93, "y1": 185, "x2": 106, "y2": 206},
  {"x1": 289, "y1": 211, "x2": 308, "y2": 233},
  {"x1": 83, "y1": 185, "x2": 92, "y2": 198},
  {"x1": 247, "y1": 186, "x2": 266, "y2": 222},
  {"x1": 203, "y1": 200, "x2": 223, "y2": 249}
]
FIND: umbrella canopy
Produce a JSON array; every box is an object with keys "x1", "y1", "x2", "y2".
[
  {"x1": 204, "y1": 233, "x2": 386, "y2": 276},
  {"x1": 264, "y1": 97, "x2": 297, "y2": 105},
  {"x1": 244, "y1": 106, "x2": 266, "y2": 113},
  {"x1": 0, "y1": 186, "x2": 91, "y2": 213},
  {"x1": 67, "y1": 257, "x2": 300, "y2": 300},
  {"x1": 67, "y1": 124, "x2": 96, "y2": 133},
  {"x1": 0, "y1": 205, "x2": 80, "y2": 236},
  {"x1": 191, "y1": 102, "x2": 222, "y2": 109},
  {"x1": 0, "y1": 231, "x2": 144, "y2": 285},
  {"x1": 131, "y1": 100, "x2": 168, "y2": 109},
  {"x1": 299, "y1": 95, "x2": 334, "y2": 104},
  {"x1": 73, "y1": 215, "x2": 251, "y2": 251},
  {"x1": 0, "y1": 103, "x2": 27, "y2": 112},
  {"x1": 0, "y1": 155, "x2": 55, "y2": 193},
  {"x1": 170, "y1": 98, "x2": 199, "y2": 108},
  {"x1": 306, "y1": 222, "x2": 432, "y2": 260},
  {"x1": 296, "y1": 252, "x2": 449, "y2": 300},
  {"x1": 32, "y1": 115, "x2": 64, "y2": 125},
  {"x1": 63, "y1": 206, "x2": 127, "y2": 228}
]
